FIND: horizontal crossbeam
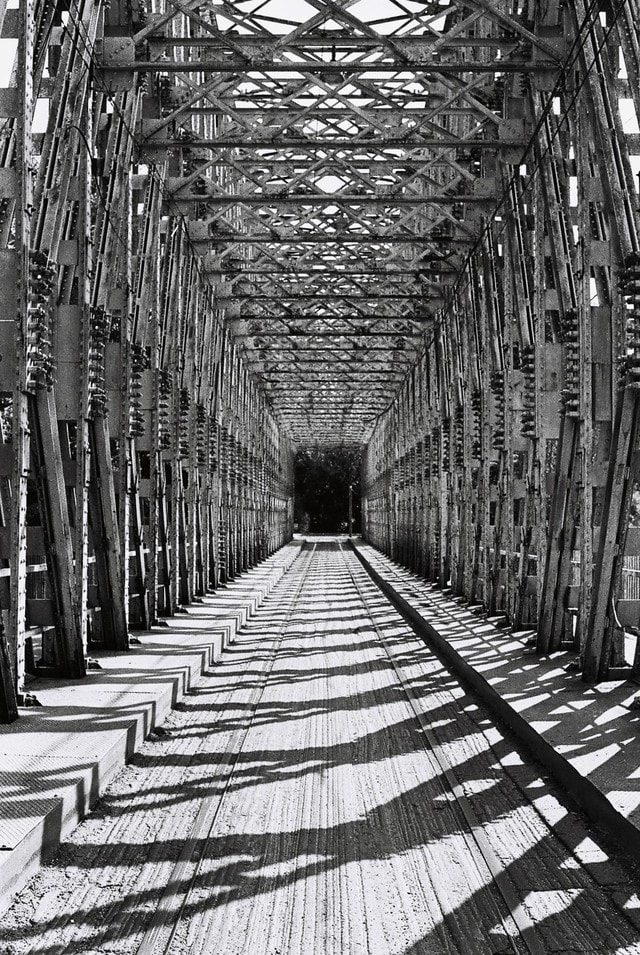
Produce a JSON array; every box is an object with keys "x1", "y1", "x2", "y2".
[{"x1": 105, "y1": 58, "x2": 555, "y2": 74}]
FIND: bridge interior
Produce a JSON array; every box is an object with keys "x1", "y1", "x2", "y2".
[
  {"x1": 1, "y1": 0, "x2": 638, "y2": 717},
  {"x1": 2, "y1": 0, "x2": 640, "y2": 935}
]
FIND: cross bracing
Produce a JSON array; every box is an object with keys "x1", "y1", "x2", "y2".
[
  {"x1": 105, "y1": 0, "x2": 551, "y2": 447},
  {"x1": 0, "y1": 0, "x2": 639, "y2": 722}
]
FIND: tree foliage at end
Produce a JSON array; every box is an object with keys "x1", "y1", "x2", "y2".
[{"x1": 294, "y1": 446, "x2": 362, "y2": 533}]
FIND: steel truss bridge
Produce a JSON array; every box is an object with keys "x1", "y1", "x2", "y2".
[{"x1": 0, "y1": 0, "x2": 639, "y2": 720}]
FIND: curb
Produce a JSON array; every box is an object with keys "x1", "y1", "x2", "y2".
[
  {"x1": 0, "y1": 540, "x2": 303, "y2": 917},
  {"x1": 350, "y1": 541, "x2": 640, "y2": 859}
]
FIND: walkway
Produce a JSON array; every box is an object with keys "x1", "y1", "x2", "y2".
[{"x1": 3, "y1": 540, "x2": 640, "y2": 953}]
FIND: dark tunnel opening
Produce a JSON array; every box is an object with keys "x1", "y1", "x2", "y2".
[{"x1": 294, "y1": 446, "x2": 362, "y2": 534}]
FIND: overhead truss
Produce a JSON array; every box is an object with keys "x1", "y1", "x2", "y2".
[{"x1": 98, "y1": 0, "x2": 563, "y2": 445}]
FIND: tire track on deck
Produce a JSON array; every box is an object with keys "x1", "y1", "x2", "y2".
[
  {"x1": 135, "y1": 544, "x2": 318, "y2": 955},
  {"x1": 162, "y1": 541, "x2": 640, "y2": 954},
  {"x1": 338, "y1": 542, "x2": 540, "y2": 954}
]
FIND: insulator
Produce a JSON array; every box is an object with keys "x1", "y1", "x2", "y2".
[
  {"x1": 453, "y1": 406, "x2": 464, "y2": 467},
  {"x1": 521, "y1": 344, "x2": 535, "y2": 372},
  {"x1": 560, "y1": 309, "x2": 579, "y2": 350},
  {"x1": 490, "y1": 370, "x2": 505, "y2": 396},
  {"x1": 131, "y1": 342, "x2": 150, "y2": 374},
  {"x1": 196, "y1": 404, "x2": 207, "y2": 468},
  {"x1": 157, "y1": 369, "x2": 173, "y2": 450},
  {"x1": 441, "y1": 426, "x2": 451, "y2": 471},
  {"x1": 178, "y1": 387, "x2": 191, "y2": 458},
  {"x1": 470, "y1": 390, "x2": 482, "y2": 456},
  {"x1": 158, "y1": 369, "x2": 172, "y2": 398},
  {"x1": 88, "y1": 306, "x2": 110, "y2": 417},
  {"x1": 562, "y1": 318, "x2": 580, "y2": 402},
  {"x1": 109, "y1": 314, "x2": 121, "y2": 342},
  {"x1": 561, "y1": 390, "x2": 580, "y2": 415},
  {"x1": 130, "y1": 410, "x2": 145, "y2": 431},
  {"x1": 0, "y1": 397, "x2": 12, "y2": 443},
  {"x1": 619, "y1": 262, "x2": 640, "y2": 372},
  {"x1": 128, "y1": 343, "x2": 149, "y2": 437},
  {"x1": 489, "y1": 371, "x2": 506, "y2": 448},
  {"x1": 521, "y1": 344, "x2": 536, "y2": 432},
  {"x1": 29, "y1": 250, "x2": 48, "y2": 266},
  {"x1": 430, "y1": 429, "x2": 439, "y2": 477},
  {"x1": 521, "y1": 409, "x2": 536, "y2": 436},
  {"x1": 25, "y1": 251, "x2": 56, "y2": 390},
  {"x1": 157, "y1": 74, "x2": 172, "y2": 107},
  {"x1": 619, "y1": 278, "x2": 640, "y2": 293}
]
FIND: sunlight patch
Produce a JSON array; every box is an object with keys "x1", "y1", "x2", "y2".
[
  {"x1": 531, "y1": 793, "x2": 567, "y2": 826},
  {"x1": 249, "y1": 853, "x2": 327, "y2": 880},
  {"x1": 516, "y1": 888, "x2": 583, "y2": 922},
  {"x1": 617, "y1": 892, "x2": 640, "y2": 910},
  {"x1": 573, "y1": 837, "x2": 609, "y2": 864},
  {"x1": 568, "y1": 742, "x2": 620, "y2": 775},
  {"x1": 608, "y1": 791, "x2": 640, "y2": 815},
  {"x1": 458, "y1": 777, "x2": 500, "y2": 797},
  {"x1": 495, "y1": 750, "x2": 523, "y2": 767}
]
